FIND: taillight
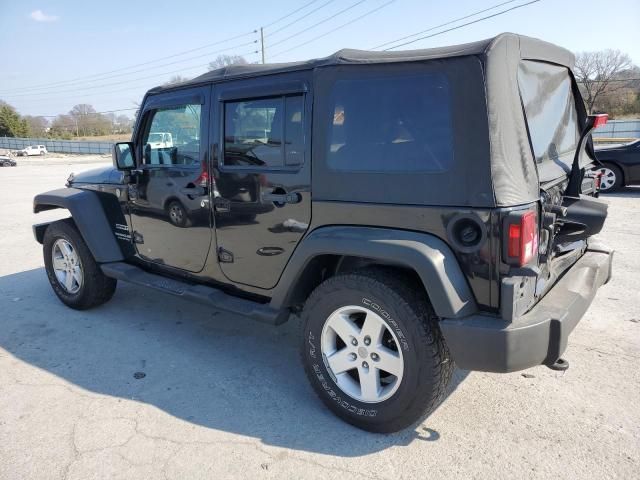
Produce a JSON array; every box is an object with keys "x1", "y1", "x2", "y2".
[
  {"x1": 504, "y1": 210, "x2": 538, "y2": 266},
  {"x1": 592, "y1": 114, "x2": 608, "y2": 129},
  {"x1": 594, "y1": 172, "x2": 603, "y2": 190},
  {"x1": 195, "y1": 166, "x2": 209, "y2": 188}
]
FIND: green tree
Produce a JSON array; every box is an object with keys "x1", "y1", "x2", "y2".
[{"x1": 0, "y1": 101, "x2": 30, "y2": 137}]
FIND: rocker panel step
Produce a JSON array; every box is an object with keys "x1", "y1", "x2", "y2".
[{"x1": 101, "y1": 262, "x2": 284, "y2": 325}]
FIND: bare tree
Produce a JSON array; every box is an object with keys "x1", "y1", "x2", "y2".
[
  {"x1": 115, "y1": 114, "x2": 133, "y2": 134},
  {"x1": 23, "y1": 115, "x2": 49, "y2": 137},
  {"x1": 208, "y1": 55, "x2": 248, "y2": 71},
  {"x1": 164, "y1": 75, "x2": 190, "y2": 86},
  {"x1": 574, "y1": 49, "x2": 633, "y2": 113},
  {"x1": 68, "y1": 104, "x2": 111, "y2": 136}
]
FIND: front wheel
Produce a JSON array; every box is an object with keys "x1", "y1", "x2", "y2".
[
  {"x1": 301, "y1": 268, "x2": 453, "y2": 433},
  {"x1": 43, "y1": 220, "x2": 117, "y2": 310}
]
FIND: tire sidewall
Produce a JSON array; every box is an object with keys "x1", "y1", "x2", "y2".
[
  {"x1": 43, "y1": 224, "x2": 88, "y2": 305},
  {"x1": 302, "y1": 275, "x2": 433, "y2": 427},
  {"x1": 168, "y1": 200, "x2": 189, "y2": 227}
]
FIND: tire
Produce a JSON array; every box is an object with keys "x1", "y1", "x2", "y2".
[
  {"x1": 167, "y1": 200, "x2": 191, "y2": 227},
  {"x1": 301, "y1": 267, "x2": 453, "y2": 433},
  {"x1": 43, "y1": 220, "x2": 117, "y2": 310},
  {"x1": 40, "y1": 150, "x2": 46, "y2": 156},
  {"x1": 597, "y1": 163, "x2": 623, "y2": 192}
]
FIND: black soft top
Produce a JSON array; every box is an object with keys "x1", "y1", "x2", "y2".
[
  {"x1": 149, "y1": 33, "x2": 573, "y2": 93},
  {"x1": 147, "y1": 33, "x2": 580, "y2": 207}
]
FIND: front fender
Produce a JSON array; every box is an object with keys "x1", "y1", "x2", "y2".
[
  {"x1": 33, "y1": 188, "x2": 124, "y2": 263},
  {"x1": 270, "y1": 226, "x2": 478, "y2": 319}
]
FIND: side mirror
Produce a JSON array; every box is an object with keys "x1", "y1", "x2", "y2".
[{"x1": 113, "y1": 142, "x2": 136, "y2": 170}]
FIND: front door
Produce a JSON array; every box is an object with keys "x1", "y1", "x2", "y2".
[
  {"x1": 129, "y1": 87, "x2": 212, "y2": 272},
  {"x1": 212, "y1": 75, "x2": 312, "y2": 289}
]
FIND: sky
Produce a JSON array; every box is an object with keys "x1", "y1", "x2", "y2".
[{"x1": 0, "y1": 0, "x2": 639, "y2": 118}]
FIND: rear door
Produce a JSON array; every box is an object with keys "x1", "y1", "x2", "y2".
[
  {"x1": 211, "y1": 73, "x2": 311, "y2": 289},
  {"x1": 517, "y1": 60, "x2": 592, "y2": 295}
]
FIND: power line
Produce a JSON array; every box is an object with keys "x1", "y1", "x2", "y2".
[
  {"x1": 264, "y1": 1, "x2": 334, "y2": 37},
  {"x1": 35, "y1": 107, "x2": 139, "y2": 118},
  {"x1": 268, "y1": 0, "x2": 368, "y2": 50},
  {"x1": 0, "y1": 31, "x2": 258, "y2": 95},
  {"x1": 0, "y1": 41, "x2": 258, "y2": 97},
  {"x1": 1, "y1": 2, "x2": 360, "y2": 99},
  {"x1": 370, "y1": 0, "x2": 522, "y2": 50},
  {"x1": 1, "y1": 47, "x2": 259, "y2": 99},
  {"x1": 271, "y1": 0, "x2": 394, "y2": 58},
  {"x1": 262, "y1": 0, "x2": 319, "y2": 28},
  {"x1": 381, "y1": 0, "x2": 542, "y2": 51},
  {"x1": 12, "y1": 50, "x2": 261, "y2": 105},
  {"x1": 2, "y1": 2, "x2": 336, "y2": 95}
]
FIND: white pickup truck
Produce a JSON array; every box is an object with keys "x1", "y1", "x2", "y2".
[
  {"x1": 17, "y1": 145, "x2": 48, "y2": 156},
  {"x1": 147, "y1": 132, "x2": 173, "y2": 149}
]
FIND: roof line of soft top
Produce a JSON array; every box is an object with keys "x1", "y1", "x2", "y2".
[{"x1": 147, "y1": 32, "x2": 573, "y2": 95}]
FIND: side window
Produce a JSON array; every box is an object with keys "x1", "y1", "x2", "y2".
[
  {"x1": 326, "y1": 73, "x2": 453, "y2": 173},
  {"x1": 142, "y1": 104, "x2": 201, "y2": 166},
  {"x1": 223, "y1": 94, "x2": 304, "y2": 169}
]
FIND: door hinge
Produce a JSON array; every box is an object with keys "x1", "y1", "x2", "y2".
[{"x1": 217, "y1": 247, "x2": 234, "y2": 263}]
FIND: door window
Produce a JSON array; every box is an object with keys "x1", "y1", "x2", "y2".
[
  {"x1": 142, "y1": 104, "x2": 201, "y2": 166},
  {"x1": 223, "y1": 94, "x2": 304, "y2": 169}
]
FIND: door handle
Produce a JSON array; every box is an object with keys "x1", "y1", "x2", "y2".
[{"x1": 262, "y1": 192, "x2": 301, "y2": 204}]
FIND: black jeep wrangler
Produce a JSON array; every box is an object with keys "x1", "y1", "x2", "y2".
[{"x1": 33, "y1": 33, "x2": 613, "y2": 433}]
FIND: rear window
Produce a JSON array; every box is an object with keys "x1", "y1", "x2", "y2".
[
  {"x1": 325, "y1": 73, "x2": 453, "y2": 173},
  {"x1": 518, "y1": 61, "x2": 580, "y2": 168}
]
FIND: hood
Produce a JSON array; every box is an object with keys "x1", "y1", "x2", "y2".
[{"x1": 67, "y1": 166, "x2": 124, "y2": 185}]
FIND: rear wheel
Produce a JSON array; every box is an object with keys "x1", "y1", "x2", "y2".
[
  {"x1": 597, "y1": 163, "x2": 623, "y2": 192},
  {"x1": 43, "y1": 220, "x2": 117, "y2": 310},
  {"x1": 301, "y1": 268, "x2": 453, "y2": 433},
  {"x1": 40, "y1": 150, "x2": 46, "y2": 156}
]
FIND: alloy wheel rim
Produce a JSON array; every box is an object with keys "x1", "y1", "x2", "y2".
[
  {"x1": 170, "y1": 205, "x2": 183, "y2": 223},
  {"x1": 52, "y1": 239, "x2": 83, "y2": 294},
  {"x1": 598, "y1": 167, "x2": 616, "y2": 191},
  {"x1": 321, "y1": 305, "x2": 404, "y2": 403}
]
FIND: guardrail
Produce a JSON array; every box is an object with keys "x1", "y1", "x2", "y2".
[{"x1": 0, "y1": 137, "x2": 114, "y2": 154}]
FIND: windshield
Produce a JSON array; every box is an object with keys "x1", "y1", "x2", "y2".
[{"x1": 518, "y1": 60, "x2": 581, "y2": 180}]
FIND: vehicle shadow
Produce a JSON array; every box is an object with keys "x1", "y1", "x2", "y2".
[
  {"x1": 0, "y1": 267, "x2": 469, "y2": 456},
  {"x1": 600, "y1": 186, "x2": 640, "y2": 198}
]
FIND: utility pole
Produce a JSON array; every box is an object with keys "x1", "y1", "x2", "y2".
[{"x1": 260, "y1": 27, "x2": 265, "y2": 64}]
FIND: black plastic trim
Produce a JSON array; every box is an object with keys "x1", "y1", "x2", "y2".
[
  {"x1": 269, "y1": 226, "x2": 478, "y2": 319},
  {"x1": 440, "y1": 247, "x2": 613, "y2": 372},
  {"x1": 33, "y1": 188, "x2": 124, "y2": 263},
  {"x1": 101, "y1": 262, "x2": 284, "y2": 324}
]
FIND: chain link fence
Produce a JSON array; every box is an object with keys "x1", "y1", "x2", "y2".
[
  {"x1": 0, "y1": 137, "x2": 114, "y2": 154},
  {"x1": 592, "y1": 119, "x2": 640, "y2": 140}
]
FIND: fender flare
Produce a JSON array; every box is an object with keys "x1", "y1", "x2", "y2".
[
  {"x1": 33, "y1": 188, "x2": 124, "y2": 263},
  {"x1": 270, "y1": 226, "x2": 478, "y2": 319}
]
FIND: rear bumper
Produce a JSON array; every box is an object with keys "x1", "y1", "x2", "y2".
[{"x1": 440, "y1": 245, "x2": 613, "y2": 372}]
